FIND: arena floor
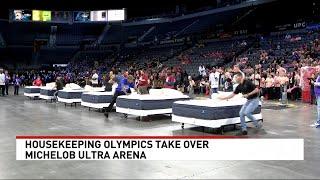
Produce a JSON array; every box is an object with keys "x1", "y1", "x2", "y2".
[{"x1": 0, "y1": 89, "x2": 319, "y2": 179}]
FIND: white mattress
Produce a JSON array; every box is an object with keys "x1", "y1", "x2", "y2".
[
  {"x1": 57, "y1": 97, "x2": 82, "y2": 103},
  {"x1": 60, "y1": 89, "x2": 85, "y2": 93},
  {"x1": 24, "y1": 93, "x2": 40, "y2": 97},
  {"x1": 172, "y1": 114, "x2": 263, "y2": 128},
  {"x1": 175, "y1": 96, "x2": 262, "y2": 107},
  {"x1": 39, "y1": 95, "x2": 55, "y2": 100},
  {"x1": 25, "y1": 86, "x2": 42, "y2": 89},
  {"x1": 82, "y1": 91, "x2": 114, "y2": 96},
  {"x1": 81, "y1": 101, "x2": 111, "y2": 109},
  {"x1": 40, "y1": 86, "x2": 56, "y2": 90},
  {"x1": 174, "y1": 98, "x2": 254, "y2": 107},
  {"x1": 116, "y1": 107, "x2": 172, "y2": 116},
  {"x1": 118, "y1": 94, "x2": 189, "y2": 100}
]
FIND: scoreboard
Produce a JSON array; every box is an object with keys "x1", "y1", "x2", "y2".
[
  {"x1": 32, "y1": 10, "x2": 51, "y2": 21},
  {"x1": 10, "y1": 9, "x2": 125, "y2": 23}
]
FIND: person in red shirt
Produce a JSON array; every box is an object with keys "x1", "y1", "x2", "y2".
[
  {"x1": 138, "y1": 70, "x2": 149, "y2": 94},
  {"x1": 32, "y1": 76, "x2": 42, "y2": 86},
  {"x1": 164, "y1": 71, "x2": 176, "y2": 89}
]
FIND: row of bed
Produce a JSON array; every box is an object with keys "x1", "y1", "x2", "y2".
[{"x1": 24, "y1": 84, "x2": 263, "y2": 133}]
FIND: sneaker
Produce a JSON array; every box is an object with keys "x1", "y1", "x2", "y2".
[
  {"x1": 236, "y1": 130, "x2": 248, "y2": 136},
  {"x1": 316, "y1": 125, "x2": 320, "y2": 128},
  {"x1": 310, "y1": 123, "x2": 319, "y2": 127},
  {"x1": 242, "y1": 130, "x2": 248, "y2": 135},
  {"x1": 255, "y1": 121, "x2": 263, "y2": 129}
]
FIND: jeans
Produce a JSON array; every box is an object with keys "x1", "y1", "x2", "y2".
[
  {"x1": 104, "y1": 91, "x2": 126, "y2": 114},
  {"x1": 5, "y1": 84, "x2": 9, "y2": 95},
  {"x1": 317, "y1": 96, "x2": 320, "y2": 124},
  {"x1": 0, "y1": 85, "x2": 4, "y2": 96},
  {"x1": 138, "y1": 86, "x2": 148, "y2": 95},
  {"x1": 211, "y1": 88, "x2": 218, "y2": 94},
  {"x1": 53, "y1": 91, "x2": 60, "y2": 102},
  {"x1": 14, "y1": 85, "x2": 19, "y2": 95},
  {"x1": 239, "y1": 98, "x2": 260, "y2": 131}
]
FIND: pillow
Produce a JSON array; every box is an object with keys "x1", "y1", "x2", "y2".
[
  {"x1": 161, "y1": 88, "x2": 183, "y2": 97},
  {"x1": 149, "y1": 89, "x2": 164, "y2": 96},
  {"x1": 45, "y1": 82, "x2": 56, "y2": 89},
  {"x1": 65, "y1": 83, "x2": 82, "y2": 90},
  {"x1": 84, "y1": 85, "x2": 93, "y2": 91}
]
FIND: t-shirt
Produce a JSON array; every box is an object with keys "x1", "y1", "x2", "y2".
[
  {"x1": 234, "y1": 79, "x2": 258, "y2": 99},
  {"x1": 55, "y1": 79, "x2": 64, "y2": 90},
  {"x1": 209, "y1": 72, "x2": 220, "y2": 88},
  {"x1": 138, "y1": 74, "x2": 149, "y2": 87},
  {"x1": 164, "y1": 75, "x2": 176, "y2": 89},
  {"x1": 314, "y1": 75, "x2": 320, "y2": 97},
  {"x1": 33, "y1": 79, "x2": 42, "y2": 86},
  {"x1": 0, "y1": 73, "x2": 5, "y2": 85},
  {"x1": 116, "y1": 75, "x2": 126, "y2": 93},
  {"x1": 91, "y1": 73, "x2": 99, "y2": 85},
  {"x1": 104, "y1": 83, "x2": 113, "y2": 92}
]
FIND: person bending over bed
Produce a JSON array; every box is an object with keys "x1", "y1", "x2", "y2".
[
  {"x1": 104, "y1": 76, "x2": 127, "y2": 118},
  {"x1": 53, "y1": 76, "x2": 64, "y2": 102},
  {"x1": 218, "y1": 72, "x2": 262, "y2": 135}
]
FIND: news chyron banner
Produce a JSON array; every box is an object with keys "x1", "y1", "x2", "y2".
[{"x1": 16, "y1": 136, "x2": 304, "y2": 160}]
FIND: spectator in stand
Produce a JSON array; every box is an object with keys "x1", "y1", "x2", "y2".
[
  {"x1": 0, "y1": 69, "x2": 5, "y2": 96},
  {"x1": 4, "y1": 71, "x2": 10, "y2": 95},
  {"x1": 126, "y1": 75, "x2": 135, "y2": 93},
  {"x1": 265, "y1": 74, "x2": 274, "y2": 100},
  {"x1": 151, "y1": 73, "x2": 163, "y2": 89},
  {"x1": 250, "y1": 71, "x2": 261, "y2": 88},
  {"x1": 312, "y1": 68, "x2": 320, "y2": 128},
  {"x1": 164, "y1": 71, "x2": 176, "y2": 89},
  {"x1": 209, "y1": 67, "x2": 220, "y2": 94},
  {"x1": 288, "y1": 72, "x2": 297, "y2": 101},
  {"x1": 309, "y1": 73, "x2": 316, "y2": 105},
  {"x1": 224, "y1": 77, "x2": 233, "y2": 92},
  {"x1": 198, "y1": 64, "x2": 206, "y2": 77},
  {"x1": 199, "y1": 78, "x2": 206, "y2": 95},
  {"x1": 13, "y1": 75, "x2": 21, "y2": 95},
  {"x1": 102, "y1": 75, "x2": 112, "y2": 91},
  {"x1": 32, "y1": 76, "x2": 43, "y2": 87},
  {"x1": 188, "y1": 76, "x2": 195, "y2": 97},
  {"x1": 274, "y1": 73, "x2": 281, "y2": 100},
  {"x1": 279, "y1": 72, "x2": 289, "y2": 101},
  {"x1": 32, "y1": 76, "x2": 42, "y2": 86},
  {"x1": 91, "y1": 70, "x2": 99, "y2": 87},
  {"x1": 138, "y1": 70, "x2": 149, "y2": 94},
  {"x1": 260, "y1": 73, "x2": 266, "y2": 98}
]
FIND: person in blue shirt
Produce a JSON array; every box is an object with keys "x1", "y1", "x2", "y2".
[
  {"x1": 4, "y1": 71, "x2": 10, "y2": 95},
  {"x1": 104, "y1": 72, "x2": 129, "y2": 118},
  {"x1": 126, "y1": 75, "x2": 135, "y2": 93},
  {"x1": 13, "y1": 75, "x2": 21, "y2": 95}
]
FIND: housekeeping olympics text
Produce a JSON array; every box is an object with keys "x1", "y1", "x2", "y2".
[{"x1": 16, "y1": 136, "x2": 304, "y2": 160}]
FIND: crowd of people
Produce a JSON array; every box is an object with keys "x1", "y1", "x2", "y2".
[{"x1": 1, "y1": 29, "x2": 320, "y2": 129}]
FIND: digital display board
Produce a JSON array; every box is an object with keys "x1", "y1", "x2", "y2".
[
  {"x1": 107, "y1": 9, "x2": 125, "y2": 21},
  {"x1": 32, "y1": 10, "x2": 51, "y2": 21},
  {"x1": 52, "y1": 11, "x2": 71, "y2": 22},
  {"x1": 13, "y1": 10, "x2": 32, "y2": 21},
  {"x1": 90, "y1": 10, "x2": 108, "y2": 21},
  {"x1": 73, "y1": 11, "x2": 91, "y2": 22},
  {"x1": 10, "y1": 9, "x2": 125, "y2": 23}
]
